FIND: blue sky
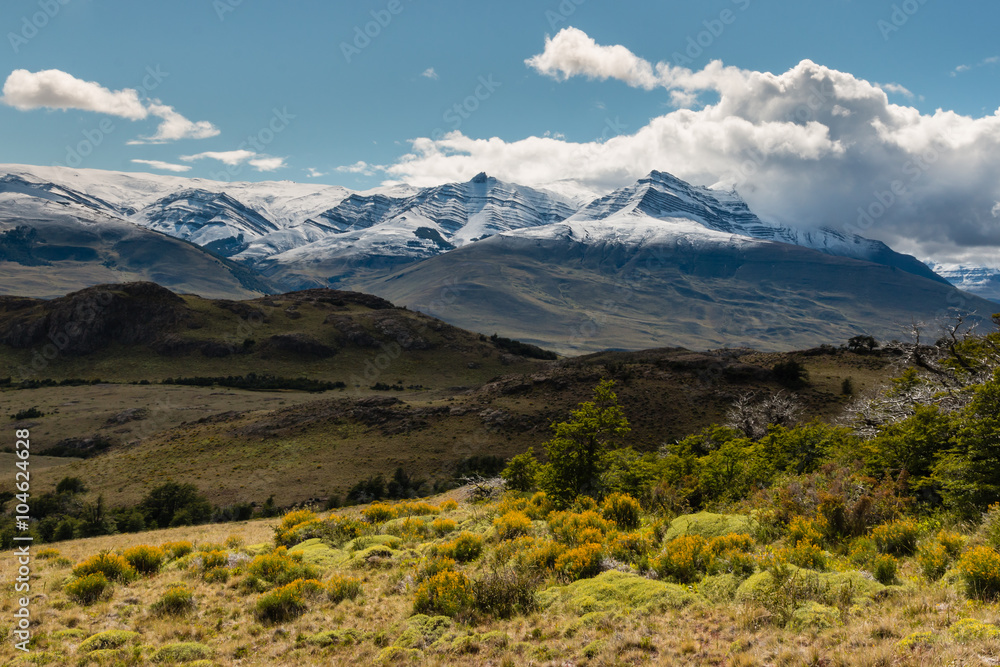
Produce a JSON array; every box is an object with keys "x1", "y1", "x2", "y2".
[
  {"x1": 2, "y1": 0, "x2": 1000, "y2": 264},
  {"x1": 1, "y1": 0, "x2": 997, "y2": 186}
]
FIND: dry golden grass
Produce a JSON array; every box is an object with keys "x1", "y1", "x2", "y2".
[{"x1": 4, "y1": 495, "x2": 1000, "y2": 667}]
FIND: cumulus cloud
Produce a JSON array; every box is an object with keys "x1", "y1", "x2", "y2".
[
  {"x1": 180, "y1": 150, "x2": 286, "y2": 172},
  {"x1": 336, "y1": 161, "x2": 379, "y2": 176},
  {"x1": 1, "y1": 69, "x2": 218, "y2": 142},
  {"x1": 305, "y1": 167, "x2": 326, "y2": 178},
  {"x1": 382, "y1": 27, "x2": 1000, "y2": 265},
  {"x1": 421, "y1": 67, "x2": 438, "y2": 80},
  {"x1": 131, "y1": 159, "x2": 191, "y2": 173}
]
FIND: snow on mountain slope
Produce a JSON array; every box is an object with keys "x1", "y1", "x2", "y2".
[
  {"x1": 0, "y1": 164, "x2": 950, "y2": 290},
  {"x1": 926, "y1": 263, "x2": 1000, "y2": 303},
  {"x1": 567, "y1": 170, "x2": 948, "y2": 284},
  {"x1": 252, "y1": 173, "x2": 579, "y2": 279}
]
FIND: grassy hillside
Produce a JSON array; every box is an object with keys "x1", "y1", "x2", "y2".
[
  {"x1": 356, "y1": 234, "x2": 999, "y2": 354},
  {"x1": 8, "y1": 345, "x2": 898, "y2": 508}
]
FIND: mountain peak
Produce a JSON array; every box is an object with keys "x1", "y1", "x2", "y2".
[{"x1": 470, "y1": 172, "x2": 489, "y2": 184}]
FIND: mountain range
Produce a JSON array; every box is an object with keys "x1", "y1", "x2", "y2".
[{"x1": 1, "y1": 163, "x2": 996, "y2": 352}]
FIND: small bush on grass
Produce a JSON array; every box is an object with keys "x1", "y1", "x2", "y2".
[
  {"x1": 957, "y1": 546, "x2": 1000, "y2": 600},
  {"x1": 555, "y1": 542, "x2": 603, "y2": 581},
  {"x1": 65, "y1": 572, "x2": 111, "y2": 605},
  {"x1": 608, "y1": 532, "x2": 654, "y2": 565},
  {"x1": 161, "y1": 541, "x2": 194, "y2": 559},
  {"x1": 413, "y1": 571, "x2": 473, "y2": 617},
  {"x1": 471, "y1": 568, "x2": 538, "y2": 618},
  {"x1": 247, "y1": 547, "x2": 318, "y2": 586},
  {"x1": 918, "y1": 542, "x2": 950, "y2": 581},
  {"x1": 870, "y1": 518, "x2": 920, "y2": 555},
  {"x1": 871, "y1": 554, "x2": 898, "y2": 585},
  {"x1": 433, "y1": 532, "x2": 483, "y2": 563},
  {"x1": 362, "y1": 503, "x2": 395, "y2": 524},
  {"x1": 416, "y1": 556, "x2": 457, "y2": 583},
  {"x1": 431, "y1": 518, "x2": 457, "y2": 536},
  {"x1": 274, "y1": 509, "x2": 321, "y2": 547},
  {"x1": 255, "y1": 578, "x2": 324, "y2": 623},
  {"x1": 653, "y1": 535, "x2": 711, "y2": 584},
  {"x1": 548, "y1": 511, "x2": 613, "y2": 546},
  {"x1": 122, "y1": 545, "x2": 165, "y2": 575},
  {"x1": 152, "y1": 642, "x2": 212, "y2": 663},
  {"x1": 326, "y1": 574, "x2": 363, "y2": 603},
  {"x1": 151, "y1": 584, "x2": 196, "y2": 616},
  {"x1": 787, "y1": 516, "x2": 826, "y2": 547},
  {"x1": 73, "y1": 552, "x2": 137, "y2": 584},
  {"x1": 78, "y1": 629, "x2": 140, "y2": 653},
  {"x1": 601, "y1": 493, "x2": 642, "y2": 531},
  {"x1": 438, "y1": 499, "x2": 459, "y2": 511},
  {"x1": 493, "y1": 511, "x2": 532, "y2": 541}
]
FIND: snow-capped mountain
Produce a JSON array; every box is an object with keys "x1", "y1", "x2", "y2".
[
  {"x1": 926, "y1": 263, "x2": 1000, "y2": 303},
  {"x1": 0, "y1": 163, "x2": 948, "y2": 290},
  {"x1": 561, "y1": 170, "x2": 947, "y2": 284}
]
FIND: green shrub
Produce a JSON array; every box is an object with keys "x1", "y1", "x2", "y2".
[
  {"x1": 151, "y1": 584, "x2": 195, "y2": 616},
  {"x1": 247, "y1": 547, "x2": 318, "y2": 585},
  {"x1": 416, "y1": 556, "x2": 456, "y2": 583},
  {"x1": 255, "y1": 578, "x2": 324, "y2": 623},
  {"x1": 548, "y1": 510, "x2": 613, "y2": 546},
  {"x1": 871, "y1": 554, "x2": 898, "y2": 585},
  {"x1": 608, "y1": 531, "x2": 654, "y2": 565},
  {"x1": 326, "y1": 575, "x2": 363, "y2": 603},
  {"x1": 413, "y1": 571, "x2": 473, "y2": 617},
  {"x1": 72, "y1": 552, "x2": 137, "y2": 583},
  {"x1": 65, "y1": 572, "x2": 111, "y2": 605},
  {"x1": 160, "y1": 541, "x2": 194, "y2": 559},
  {"x1": 122, "y1": 545, "x2": 165, "y2": 575},
  {"x1": 788, "y1": 540, "x2": 827, "y2": 570},
  {"x1": 917, "y1": 542, "x2": 950, "y2": 581},
  {"x1": 152, "y1": 642, "x2": 212, "y2": 663},
  {"x1": 471, "y1": 568, "x2": 538, "y2": 618},
  {"x1": 434, "y1": 532, "x2": 483, "y2": 563},
  {"x1": 431, "y1": 518, "x2": 457, "y2": 536},
  {"x1": 601, "y1": 493, "x2": 641, "y2": 530},
  {"x1": 957, "y1": 546, "x2": 1000, "y2": 600},
  {"x1": 78, "y1": 629, "x2": 140, "y2": 653},
  {"x1": 870, "y1": 518, "x2": 920, "y2": 555},
  {"x1": 493, "y1": 511, "x2": 532, "y2": 541},
  {"x1": 362, "y1": 503, "x2": 395, "y2": 524}
]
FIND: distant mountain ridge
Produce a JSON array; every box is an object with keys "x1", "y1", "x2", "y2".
[{"x1": 0, "y1": 164, "x2": 947, "y2": 289}]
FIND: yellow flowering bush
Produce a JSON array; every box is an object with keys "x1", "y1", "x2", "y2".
[
  {"x1": 413, "y1": 571, "x2": 473, "y2": 617},
  {"x1": 957, "y1": 546, "x2": 1000, "y2": 599},
  {"x1": 870, "y1": 518, "x2": 920, "y2": 555},
  {"x1": 554, "y1": 542, "x2": 603, "y2": 581},
  {"x1": 493, "y1": 511, "x2": 532, "y2": 541},
  {"x1": 917, "y1": 542, "x2": 950, "y2": 581},
  {"x1": 433, "y1": 532, "x2": 484, "y2": 562},
  {"x1": 254, "y1": 578, "x2": 324, "y2": 623},
  {"x1": 122, "y1": 545, "x2": 165, "y2": 575},
  {"x1": 72, "y1": 552, "x2": 137, "y2": 584},
  {"x1": 601, "y1": 493, "x2": 642, "y2": 530},
  {"x1": 548, "y1": 510, "x2": 614, "y2": 546},
  {"x1": 431, "y1": 518, "x2": 458, "y2": 536}
]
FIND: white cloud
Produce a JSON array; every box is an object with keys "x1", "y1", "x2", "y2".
[
  {"x1": 335, "y1": 161, "x2": 378, "y2": 176},
  {"x1": 525, "y1": 27, "x2": 660, "y2": 89},
  {"x1": 305, "y1": 167, "x2": 326, "y2": 178},
  {"x1": 248, "y1": 156, "x2": 287, "y2": 172},
  {"x1": 993, "y1": 202, "x2": 1000, "y2": 217},
  {"x1": 421, "y1": 67, "x2": 438, "y2": 80},
  {"x1": 876, "y1": 82, "x2": 914, "y2": 99},
  {"x1": 128, "y1": 102, "x2": 220, "y2": 144},
  {"x1": 181, "y1": 150, "x2": 256, "y2": 166},
  {"x1": 1, "y1": 69, "x2": 218, "y2": 142},
  {"x1": 2, "y1": 68, "x2": 147, "y2": 119},
  {"x1": 130, "y1": 159, "x2": 191, "y2": 173},
  {"x1": 180, "y1": 150, "x2": 286, "y2": 172},
  {"x1": 382, "y1": 28, "x2": 1000, "y2": 265},
  {"x1": 951, "y1": 58, "x2": 998, "y2": 77}
]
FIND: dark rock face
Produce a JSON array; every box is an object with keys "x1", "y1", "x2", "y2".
[{"x1": 0, "y1": 282, "x2": 188, "y2": 355}]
